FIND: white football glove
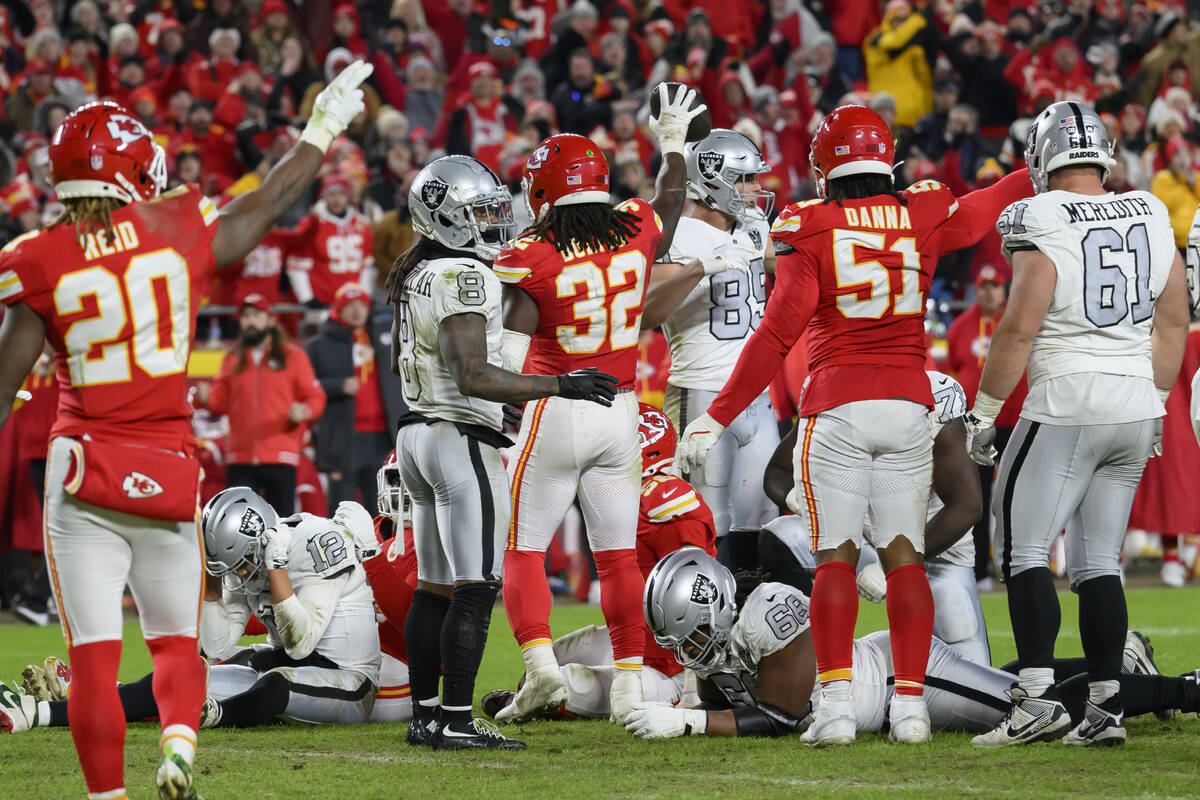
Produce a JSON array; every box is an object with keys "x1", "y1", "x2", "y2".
[
  {"x1": 964, "y1": 390, "x2": 1004, "y2": 466},
  {"x1": 648, "y1": 83, "x2": 707, "y2": 156},
  {"x1": 301, "y1": 59, "x2": 374, "y2": 153},
  {"x1": 259, "y1": 526, "x2": 292, "y2": 572},
  {"x1": 856, "y1": 560, "x2": 887, "y2": 603},
  {"x1": 676, "y1": 412, "x2": 725, "y2": 477},
  {"x1": 333, "y1": 500, "x2": 378, "y2": 559},
  {"x1": 15, "y1": 390, "x2": 32, "y2": 402},
  {"x1": 624, "y1": 702, "x2": 707, "y2": 739},
  {"x1": 698, "y1": 240, "x2": 758, "y2": 276}
]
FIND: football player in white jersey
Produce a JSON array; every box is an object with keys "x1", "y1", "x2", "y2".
[
  {"x1": 382, "y1": 155, "x2": 617, "y2": 750},
  {"x1": 964, "y1": 100, "x2": 1191, "y2": 747},
  {"x1": 760, "y1": 372, "x2": 991, "y2": 664},
  {"x1": 621, "y1": 550, "x2": 1200, "y2": 741},
  {"x1": 641, "y1": 129, "x2": 780, "y2": 569}
]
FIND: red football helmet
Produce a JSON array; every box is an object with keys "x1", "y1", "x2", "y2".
[
  {"x1": 522, "y1": 133, "x2": 610, "y2": 220},
  {"x1": 810, "y1": 105, "x2": 895, "y2": 198},
  {"x1": 638, "y1": 402, "x2": 677, "y2": 477},
  {"x1": 49, "y1": 101, "x2": 167, "y2": 205}
]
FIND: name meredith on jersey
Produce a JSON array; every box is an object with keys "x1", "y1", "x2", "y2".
[{"x1": 1061, "y1": 196, "x2": 1154, "y2": 225}]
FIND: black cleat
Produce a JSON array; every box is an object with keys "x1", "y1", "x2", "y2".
[
  {"x1": 1062, "y1": 695, "x2": 1125, "y2": 747},
  {"x1": 432, "y1": 718, "x2": 527, "y2": 751},
  {"x1": 481, "y1": 689, "x2": 515, "y2": 719},
  {"x1": 1123, "y1": 630, "x2": 1174, "y2": 720},
  {"x1": 406, "y1": 717, "x2": 438, "y2": 747}
]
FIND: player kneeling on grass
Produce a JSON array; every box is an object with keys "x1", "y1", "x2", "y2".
[
  {"x1": 623, "y1": 550, "x2": 1200, "y2": 740},
  {"x1": 482, "y1": 404, "x2": 717, "y2": 719}
]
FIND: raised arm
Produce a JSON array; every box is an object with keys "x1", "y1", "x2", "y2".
[
  {"x1": 0, "y1": 303, "x2": 47, "y2": 431},
  {"x1": 936, "y1": 168, "x2": 1034, "y2": 255},
  {"x1": 647, "y1": 83, "x2": 707, "y2": 260},
  {"x1": 211, "y1": 61, "x2": 374, "y2": 268}
]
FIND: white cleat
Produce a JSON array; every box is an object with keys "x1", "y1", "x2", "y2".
[
  {"x1": 22, "y1": 656, "x2": 71, "y2": 702},
  {"x1": 971, "y1": 686, "x2": 1070, "y2": 748},
  {"x1": 801, "y1": 696, "x2": 856, "y2": 747},
  {"x1": 0, "y1": 682, "x2": 36, "y2": 733},
  {"x1": 888, "y1": 694, "x2": 931, "y2": 743},
  {"x1": 494, "y1": 665, "x2": 568, "y2": 725},
  {"x1": 1161, "y1": 560, "x2": 1187, "y2": 588},
  {"x1": 609, "y1": 668, "x2": 644, "y2": 725}
]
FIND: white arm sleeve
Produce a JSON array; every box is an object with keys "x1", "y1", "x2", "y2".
[
  {"x1": 287, "y1": 263, "x2": 314, "y2": 303},
  {"x1": 500, "y1": 329, "x2": 532, "y2": 372},
  {"x1": 272, "y1": 571, "x2": 349, "y2": 660},
  {"x1": 199, "y1": 592, "x2": 251, "y2": 661}
]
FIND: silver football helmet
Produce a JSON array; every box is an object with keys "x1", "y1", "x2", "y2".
[
  {"x1": 643, "y1": 548, "x2": 737, "y2": 671},
  {"x1": 685, "y1": 129, "x2": 773, "y2": 221},
  {"x1": 201, "y1": 487, "x2": 278, "y2": 595},
  {"x1": 409, "y1": 155, "x2": 516, "y2": 260},
  {"x1": 1025, "y1": 100, "x2": 1113, "y2": 193}
]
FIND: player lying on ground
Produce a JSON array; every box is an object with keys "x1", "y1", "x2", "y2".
[
  {"x1": 0, "y1": 60, "x2": 374, "y2": 800},
  {"x1": 622, "y1": 550, "x2": 1200, "y2": 739},
  {"x1": 482, "y1": 404, "x2": 717, "y2": 719},
  {"x1": 760, "y1": 371, "x2": 990, "y2": 664}
]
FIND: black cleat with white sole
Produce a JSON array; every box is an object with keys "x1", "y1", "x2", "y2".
[
  {"x1": 971, "y1": 686, "x2": 1071, "y2": 748},
  {"x1": 433, "y1": 718, "x2": 527, "y2": 751},
  {"x1": 1123, "y1": 630, "x2": 1174, "y2": 720},
  {"x1": 406, "y1": 717, "x2": 438, "y2": 747},
  {"x1": 1062, "y1": 695, "x2": 1125, "y2": 746}
]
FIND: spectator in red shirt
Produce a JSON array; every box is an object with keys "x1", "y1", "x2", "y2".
[
  {"x1": 325, "y1": 2, "x2": 368, "y2": 61},
  {"x1": 194, "y1": 294, "x2": 327, "y2": 515},
  {"x1": 444, "y1": 61, "x2": 520, "y2": 173},
  {"x1": 609, "y1": 104, "x2": 655, "y2": 174},
  {"x1": 186, "y1": 27, "x2": 242, "y2": 104},
  {"x1": 170, "y1": 98, "x2": 242, "y2": 192},
  {"x1": 286, "y1": 174, "x2": 375, "y2": 307},
  {"x1": 946, "y1": 265, "x2": 1029, "y2": 582},
  {"x1": 304, "y1": 284, "x2": 407, "y2": 514}
]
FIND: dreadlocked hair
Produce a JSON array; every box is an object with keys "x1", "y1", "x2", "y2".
[
  {"x1": 523, "y1": 203, "x2": 642, "y2": 257},
  {"x1": 59, "y1": 197, "x2": 124, "y2": 247},
  {"x1": 733, "y1": 568, "x2": 772, "y2": 608},
  {"x1": 386, "y1": 237, "x2": 445, "y2": 305},
  {"x1": 824, "y1": 174, "x2": 907, "y2": 207}
]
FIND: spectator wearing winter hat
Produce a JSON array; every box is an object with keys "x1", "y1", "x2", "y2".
[
  {"x1": 31, "y1": 96, "x2": 73, "y2": 141},
  {"x1": 805, "y1": 31, "x2": 851, "y2": 117},
  {"x1": 540, "y1": 0, "x2": 600, "y2": 90},
  {"x1": 286, "y1": 174, "x2": 375, "y2": 307},
  {"x1": 214, "y1": 62, "x2": 270, "y2": 130},
  {"x1": 864, "y1": 0, "x2": 933, "y2": 128},
  {"x1": 195, "y1": 294, "x2": 325, "y2": 516},
  {"x1": 1135, "y1": 13, "x2": 1200, "y2": 109},
  {"x1": 187, "y1": 0, "x2": 255, "y2": 61},
  {"x1": 442, "y1": 60, "x2": 520, "y2": 174},
  {"x1": 323, "y1": 2, "x2": 368, "y2": 62},
  {"x1": 170, "y1": 99, "x2": 242, "y2": 192},
  {"x1": 1151, "y1": 136, "x2": 1200, "y2": 250},
  {"x1": 401, "y1": 55, "x2": 444, "y2": 136},
  {"x1": 251, "y1": 0, "x2": 300, "y2": 74},
  {"x1": 299, "y1": 47, "x2": 382, "y2": 124},
  {"x1": 372, "y1": 17, "x2": 413, "y2": 110},
  {"x1": 61, "y1": 27, "x2": 101, "y2": 103},
  {"x1": 944, "y1": 20, "x2": 1016, "y2": 130},
  {"x1": 550, "y1": 48, "x2": 618, "y2": 136},
  {"x1": 4, "y1": 60, "x2": 56, "y2": 133},
  {"x1": 147, "y1": 19, "x2": 196, "y2": 79},
  {"x1": 304, "y1": 283, "x2": 406, "y2": 514},
  {"x1": 185, "y1": 27, "x2": 244, "y2": 104}
]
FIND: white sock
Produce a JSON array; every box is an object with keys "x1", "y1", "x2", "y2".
[
  {"x1": 521, "y1": 642, "x2": 559, "y2": 673},
  {"x1": 35, "y1": 700, "x2": 51, "y2": 727},
  {"x1": 821, "y1": 680, "x2": 852, "y2": 703},
  {"x1": 1018, "y1": 667, "x2": 1055, "y2": 698},
  {"x1": 1088, "y1": 679, "x2": 1119, "y2": 705},
  {"x1": 160, "y1": 724, "x2": 197, "y2": 766}
]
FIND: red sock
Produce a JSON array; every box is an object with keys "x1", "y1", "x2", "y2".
[
  {"x1": 146, "y1": 636, "x2": 205, "y2": 734},
  {"x1": 67, "y1": 640, "x2": 125, "y2": 795},
  {"x1": 885, "y1": 563, "x2": 935, "y2": 696},
  {"x1": 593, "y1": 548, "x2": 644, "y2": 664},
  {"x1": 811, "y1": 562, "x2": 858, "y2": 685},
  {"x1": 502, "y1": 549, "x2": 553, "y2": 646}
]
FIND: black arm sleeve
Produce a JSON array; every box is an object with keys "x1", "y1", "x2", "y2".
[{"x1": 732, "y1": 700, "x2": 808, "y2": 737}]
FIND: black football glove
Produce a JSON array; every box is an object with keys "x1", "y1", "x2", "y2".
[
  {"x1": 502, "y1": 403, "x2": 524, "y2": 428},
  {"x1": 556, "y1": 368, "x2": 619, "y2": 406}
]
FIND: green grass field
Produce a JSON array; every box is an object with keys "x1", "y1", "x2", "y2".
[{"x1": 1, "y1": 587, "x2": 1198, "y2": 799}]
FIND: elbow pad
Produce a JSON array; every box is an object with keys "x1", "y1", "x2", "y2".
[
  {"x1": 733, "y1": 700, "x2": 804, "y2": 737},
  {"x1": 272, "y1": 594, "x2": 321, "y2": 658},
  {"x1": 500, "y1": 330, "x2": 531, "y2": 372}
]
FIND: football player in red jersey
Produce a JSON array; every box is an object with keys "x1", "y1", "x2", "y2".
[
  {"x1": 676, "y1": 105, "x2": 1034, "y2": 746},
  {"x1": 482, "y1": 403, "x2": 717, "y2": 720},
  {"x1": 0, "y1": 61, "x2": 373, "y2": 800},
  {"x1": 493, "y1": 84, "x2": 706, "y2": 725}
]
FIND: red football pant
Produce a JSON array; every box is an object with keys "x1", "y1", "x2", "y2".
[
  {"x1": 502, "y1": 549, "x2": 553, "y2": 646},
  {"x1": 593, "y1": 548, "x2": 644, "y2": 662},
  {"x1": 67, "y1": 640, "x2": 125, "y2": 795},
  {"x1": 811, "y1": 561, "x2": 858, "y2": 685},
  {"x1": 886, "y1": 564, "x2": 935, "y2": 696},
  {"x1": 146, "y1": 635, "x2": 205, "y2": 733}
]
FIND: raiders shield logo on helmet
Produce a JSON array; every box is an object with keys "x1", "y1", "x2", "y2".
[
  {"x1": 421, "y1": 179, "x2": 449, "y2": 210},
  {"x1": 239, "y1": 509, "x2": 266, "y2": 537},
  {"x1": 698, "y1": 151, "x2": 724, "y2": 181},
  {"x1": 690, "y1": 574, "x2": 717, "y2": 604},
  {"x1": 748, "y1": 228, "x2": 762, "y2": 250}
]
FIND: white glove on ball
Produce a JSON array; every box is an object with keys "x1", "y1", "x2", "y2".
[
  {"x1": 648, "y1": 83, "x2": 706, "y2": 156},
  {"x1": 624, "y1": 702, "x2": 707, "y2": 739},
  {"x1": 301, "y1": 60, "x2": 374, "y2": 152}
]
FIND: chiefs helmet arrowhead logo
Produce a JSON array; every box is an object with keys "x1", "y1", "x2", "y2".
[
  {"x1": 122, "y1": 471, "x2": 164, "y2": 499},
  {"x1": 526, "y1": 144, "x2": 551, "y2": 170}
]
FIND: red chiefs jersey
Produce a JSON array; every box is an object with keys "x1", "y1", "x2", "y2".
[
  {"x1": 707, "y1": 171, "x2": 1034, "y2": 424},
  {"x1": 494, "y1": 198, "x2": 664, "y2": 387},
  {"x1": 363, "y1": 518, "x2": 417, "y2": 662},
  {"x1": 636, "y1": 473, "x2": 717, "y2": 677},
  {"x1": 287, "y1": 204, "x2": 374, "y2": 306},
  {"x1": 0, "y1": 185, "x2": 218, "y2": 452},
  {"x1": 229, "y1": 228, "x2": 290, "y2": 304}
]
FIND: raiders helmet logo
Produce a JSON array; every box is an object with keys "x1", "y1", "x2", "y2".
[
  {"x1": 122, "y1": 471, "x2": 163, "y2": 499},
  {"x1": 697, "y1": 151, "x2": 724, "y2": 181},
  {"x1": 239, "y1": 508, "x2": 266, "y2": 537},
  {"x1": 690, "y1": 574, "x2": 718, "y2": 604},
  {"x1": 421, "y1": 179, "x2": 449, "y2": 211},
  {"x1": 748, "y1": 228, "x2": 762, "y2": 250}
]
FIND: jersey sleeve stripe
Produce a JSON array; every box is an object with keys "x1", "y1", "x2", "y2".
[
  {"x1": 493, "y1": 264, "x2": 532, "y2": 283},
  {"x1": 799, "y1": 416, "x2": 821, "y2": 551},
  {"x1": 648, "y1": 492, "x2": 699, "y2": 520},
  {"x1": 198, "y1": 196, "x2": 218, "y2": 226},
  {"x1": 507, "y1": 397, "x2": 549, "y2": 550},
  {"x1": 0, "y1": 270, "x2": 24, "y2": 301}
]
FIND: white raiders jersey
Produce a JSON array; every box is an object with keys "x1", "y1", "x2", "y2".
[
  {"x1": 219, "y1": 513, "x2": 381, "y2": 683},
  {"x1": 693, "y1": 582, "x2": 810, "y2": 707},
  {"x1": 395, "y1": 256, "x2": 504, "y2": 430},
  {"x1": 997, "y1": 190, "x2": 1175, "y2": 425},
  {"x1": 925, "y1": 371, "x2": 973, "y2": 568},
  {"x1": 662, "y1": 215, "x2": 769, "y2": 390},
  {"x1": 1187, "y1": 206, "x2": 1200, "y2": 314}
]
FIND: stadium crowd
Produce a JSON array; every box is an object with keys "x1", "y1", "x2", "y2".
[{"x1": 1, "y1": 0, "x2": 1199, "y2": 626}]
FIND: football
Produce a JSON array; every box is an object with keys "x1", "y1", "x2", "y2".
[{"x1": 649, "y1": 81, "x2": 712, "y2": 142}]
